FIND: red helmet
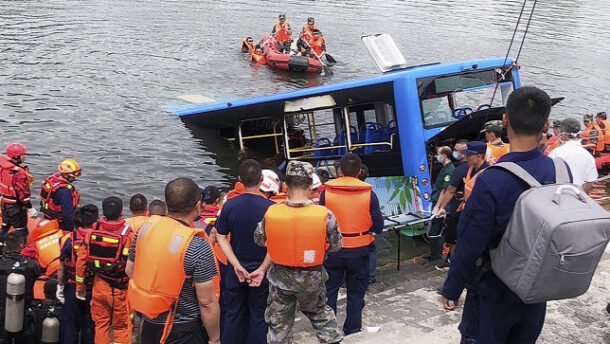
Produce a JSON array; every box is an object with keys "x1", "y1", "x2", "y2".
[{"x1": 6, "y1": 143, "x2": 27, "y2": 158}]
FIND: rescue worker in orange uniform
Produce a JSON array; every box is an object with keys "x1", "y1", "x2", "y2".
[
  {"x1": 251, "y1": 44, "x2": 266, "y2": 65},
  {"x1": 40, "y1": 158, "x2": 81, "y2": 231},
  {"x1": 581, "y1": 113, "x2": 605, "y2": 155},
  {"x1": 125, "y1": 193, "x2": 149, "y2": 233},
  {"x1": 297, "y1": 17, "x2": 319, "y2": 53},
  {"x1": 595, "y1": 111, "x2": 610, "y2": 152},
  {"x1": 271, "y1": 14, "x2": 292, "y2": 53},
  {"x1": 320, "y1": 153, "x2": 384, "y2": 335},
  {"x1": 543, "y1": 120, "x2": 562, "y2": 155},
  {"x1": 241, "y1": 36, "x2": 255, "y2": 53},
  {"x1": 75, "y1": 196, "x2": 133, "y2": 344},
  {"x1": 57, "y1": 205, "x2": 98, "y2": 344},
  {"x1": 254, "y1": 160, "x2": 343, "y2": 344},
  {"x1": 0, "y1": 143, "x2": 37, "y2": 241},
  {"x1": 126, "y1": 178, "x2": 220, "y2": 344},
  {"x1": 481, "y1": 120, "x2": 510, "y2": 164},
  {"x1": 306, "y1": 29, "x2": 326, "y2": 58}
]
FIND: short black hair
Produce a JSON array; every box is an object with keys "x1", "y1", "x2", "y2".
[
  {"x1": 5, "y1": 232, "x2": 24, "y2": 252},
  {"x1": 80, "y1": 204, "x2": 99, "y2": 228},
  {"x1": 316, "y1": 169, "x2": 330, "y2": 184},
  {"x1": 438, "y1": 146, "x2": 452, "y2": 158},
  {"x1": 456, "y1": 139, "x2": 469, "y2": 144},
  {"x1": 129, "y1": 194, "x2": 148, "y2": 213},
  {"x1": 165, "y1": 178, "x2": 201, "y2": 215},
  {"x1": 73, "y1": 208, "x2": 83, "y2": 229},
  {"x1": 339, "y1": 153, "x2": 362, "y2": 177},
  {"x1": 102, "y1": 196, "x2": 122, "y2": 221},
  {"x1": 239, "y1": 159, "x2": 262, "y2": 187},
  {"x1": 506, "y1": 86, "x2": 552, "y2": 136},
  {"x1": 202, "y1": 186, "x2": 221, "y2": 205},
  {"x1": 148, "y1": 199, "x2": 167, "y2": 216},
  {"x1": 359, "y1": 163, "x2": 369, "y2": 181},
  {"x1": 285, "y1": 175, "x2": 312, "y2": 190},
  {"x1": 597, "y1": 112, "x2": 607, "y2": 120}
]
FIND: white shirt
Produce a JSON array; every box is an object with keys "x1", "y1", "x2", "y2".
[{"x1": 548, "y1": 140, "x2": 598, "y2": 186}]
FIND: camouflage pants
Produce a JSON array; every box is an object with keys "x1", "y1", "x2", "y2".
[{"x1": 266, "y1": 284, "x2": 343, "y2": 344}]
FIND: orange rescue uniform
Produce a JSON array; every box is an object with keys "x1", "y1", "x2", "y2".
[
  {"x1": 273, "y1": 21, "x2": 292, "y2": 43},
  {"x1": 309, "y1": 35, "x2": 325, "y2": 56},
  {"x1": 324, "y1": 177, "x2": 373, "y2": 248},
  {"x1": 251, "y1": 51, "x2": 266, "y2": 65},
  {"x1": 581, "y1": 123, "x2": 605, "y2": 154},
  {"x1": 485, "y1": 141, "x2": 510, "y2": 165},
  {"x1": 301, "y1": 24, "x2": 319, "y2": 44},
  {"x1": 597, "y1": 119, "x2": 610, "y2": 148}
]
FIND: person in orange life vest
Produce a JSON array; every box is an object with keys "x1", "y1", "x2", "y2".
[
  {"x1": 57, "y1": 205, "x2": 98, "y2": 344},
  {"x1": 305, "y1": 29, "x2": 326, "y2": 58},
  {"x1": 310, "y1": 173, "x2": 322, "y2": 204},
  {"x1": 595, "y1": 111, "x2": 610, "y2": 152},
  {"x1": 581, "y1": 113, "x2": 605, "y2": 155},
  {"x1": 271, "y1": 13, "x2": 292, "y2": 53},
  {"x1": 75, "y1": 196, "x2": 133, "y2": 344},
  {"x1": 543, "y1": 120, "x2": 562, "y2": 155},
  {"x1": 125, "y1": 193, "x2": 149, "y2": 235},
  {"x1": 226, "y1": 180, "x2": 245, "y2": 200},
  {"x1": 40, "y1": 158, "x2": 81, "y2": 231},
  {"x1": 215, "y1": 159, "x2": 275, "y2": 344},
  {"x1": 20, "y1": 218, "x2": 69, "y2": 281},
  {"x1": 148, "y1": 199, "x2": 167, "y2": 216},
  {"x1": 320, "y1": 153, "x2": 384, "y2": 336},
  {"x1": 241, "y1": 36, "x2": 255, "y2": 53},
  {"x1": 0, "y1": 143, "x2": 37, "y2": 241},
  {"x1": 481, "y1": 120, "x2": 510, "y2": 165},
  {"x1": 250, "y1": 44, "x2": 266, "y2": 65},
  {"x1": 196, "y1": 186, "x2": 222, "y2": 232},
  {"x1": 126, "y1": 178, "x2": 220, "y2": 344},
  {"x1": 254, "y1": 160, "x2": 343, "y2": 344},
  {"x1": 297, "y1": 17, "x2": 319, "y2": 53}
]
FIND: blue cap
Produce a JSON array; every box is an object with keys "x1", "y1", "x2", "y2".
[{"x1": 461, "y1": 141, "x2": 487, "y2": 155}]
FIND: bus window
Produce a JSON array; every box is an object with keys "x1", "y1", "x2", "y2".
[
  {"x1": 284, "y1": 109, "x2": 345, "y2": 159},
  {"x1": 347, "y1": 102, "x2": 397, "y2": 155}
]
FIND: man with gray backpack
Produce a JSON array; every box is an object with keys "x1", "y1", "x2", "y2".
[{"x1": 440, "y1": 86, "x2": 610, "y2": 343}]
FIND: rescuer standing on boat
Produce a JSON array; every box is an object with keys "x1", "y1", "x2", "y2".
[
  {"x1": 321, "y1": 153, "x2": 383, "y2": 336},
  {"x1": 0, "y1": 143, "x2": 36, "y2": 241},
  {"x1": 40, "y1": 158, "x2": 81, "y2": 231},
  {"x1": 482, "y1": 120, "x2": 510, "y2": 164},
  {"x1": 271, "y1": 14, "x2": 292, "y2": 54},
  {"x1": 127, "y1": 178, "x2": 220, "y2": 343},
  {"x1": 254, "y1": 160, "x2": 343, "y2": 344},
  {"x1": 441, "y1": 86, "x2": 561, "y2": 343},
  {"x1": 297, "y1": 17, "x2": 319, "y2": 53},
  {"x1": 581, "y1": 114, "x2": 605, "y2": 155},
  {"x1": 595, "y1": 111, "x2": 610, "y2": 152}
]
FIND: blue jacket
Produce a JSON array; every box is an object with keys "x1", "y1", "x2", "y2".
[{"x1": 55, "y1": 187, "x2": 75, "y2": 231}]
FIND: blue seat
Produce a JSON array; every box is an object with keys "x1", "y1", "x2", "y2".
[
  {"x1": 384, "y1": 120, "x2": 398, "y2": 142},
  {"x1": 360, "y1": 122, "x2": 388, "y2": 154},
  {"x1": 334, "y1": 126, "x2": 358, "y2": 155},
  {"x1": 314, "y1": 138, "x2": 334, "y2": 157}
]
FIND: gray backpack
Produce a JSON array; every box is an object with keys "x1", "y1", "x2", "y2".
[{"x1": 489, "y1": 159, "x2": 610, "y2": 304}]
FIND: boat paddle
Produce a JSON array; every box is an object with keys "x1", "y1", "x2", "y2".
[
  {"x1": 302, "y1": 39, "x2": 333, "y2": 76},
  {"x1": 324, "y1": 52, "x2": 337, "y2": 64}
]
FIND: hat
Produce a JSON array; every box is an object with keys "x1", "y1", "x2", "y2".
[
  {"x1": 551, "y1": 120, "x2": 561, "y2": 128},
  {"x1": 560, "y1": 118, "x2": 581, "y2": 134},
  {"x1": 307, "y1": 17, "x2": 315, "y2": 24},
  {"x1": 461, "y1": 141, "x2": 487, "y2": 155},
  {"x1": 286, "y1": 160, "x2": 314, "y2": 179},
  {"x1": 279, "y1": 14, "x2": 286, "y2": 20},
  {"x1": 583, "y1": 114, "x2": 594, "y2": 122},
  {"x1": 480, "y1": 120, "x2": 503, "y2": 133},
  {"x1": 312, "y1": 173, "x2": 322, "y2": 189},
  {"x1": 260, "y1": 170, "x2": 281, "y2": 194}
]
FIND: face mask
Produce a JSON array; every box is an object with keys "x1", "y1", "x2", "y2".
[
  {"x1": 435, "y1": 155, "x2": 443, "y2": 163},
  {"x1": 452, "y1": 151, "x2": 460, "y2": 160}
]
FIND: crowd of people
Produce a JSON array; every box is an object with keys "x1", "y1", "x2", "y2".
[{"x1": 0, "y1": 86, "x2": 607, "y2": 344}]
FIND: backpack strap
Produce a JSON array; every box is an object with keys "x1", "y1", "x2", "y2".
[
  {"x1": 552, "y1": 158, "x2": 571, "y2": 184},
  {"x1": 492, "y1": 162, "x2": 542, "y2": 188}
]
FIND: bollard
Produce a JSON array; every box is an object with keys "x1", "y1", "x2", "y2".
[{"x1": 5, "y1": 273, "x2": 25, "y2": 333}]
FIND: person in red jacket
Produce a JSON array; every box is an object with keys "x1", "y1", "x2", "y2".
[{"x1": 0, "y1": 143, "x2": 36, "y2": 242}]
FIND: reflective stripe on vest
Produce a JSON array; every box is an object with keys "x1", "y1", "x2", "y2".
[
  {"x1": 265, "y1": 204, "x2": 327, "y2": 267},
  {"x1": 40, "y1": 173, "x2": 80, "y2": 220},
  {"x1": 325, "y1": 177, "x2": 373, "y2": 248}
]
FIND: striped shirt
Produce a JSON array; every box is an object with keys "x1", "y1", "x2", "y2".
[{"x1": 129, "y1": 223, "x2": 217, "y2": 324}]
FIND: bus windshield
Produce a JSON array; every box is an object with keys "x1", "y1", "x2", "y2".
[{"x1": 418, "y1": 68, "x2": 514, "y2": 129}]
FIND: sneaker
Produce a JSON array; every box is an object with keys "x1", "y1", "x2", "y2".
[
  {"x1": 435, "y1": 261, "x2": 450, "y2": 271},
  {"x1": 422, "y1": 253, "x2": 432, "y2": 260}
]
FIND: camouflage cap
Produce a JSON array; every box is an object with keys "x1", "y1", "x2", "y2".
[
  {"x1": 551, "y1": 120, "x2": 561, "y2": 128},
  {"x1": 583, "y1": 114, "x2": 594, "y2": 122},
  {"x1": 307, "y1": 17, "x2": 315, "y2": 24},
  {"x1": 279, "y1": 14, "x2": 286, "y2": 19},
  {"x1": 286, "y1": 160, "x2": 314, "y2": 179},
  {"x1": 480, "y1": 120, "x2": 503, "y2": 133}
]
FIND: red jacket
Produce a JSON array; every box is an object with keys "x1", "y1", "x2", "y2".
[{"x1": 0, "y1": 155, "x2": 32, "y2": 207}]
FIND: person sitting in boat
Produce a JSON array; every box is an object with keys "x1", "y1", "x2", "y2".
[
  {"x1": 595, "y1": 111, "x2": 610, "y2": 152},
  {"x1": 241, "y1": 36, "x2": 255, "y2": 53},
  {"x1": 271, "y1": 14, "x2": 292, "y2": 54},
  {"x1": 297, "y1": 17, "x2": 319, "y2": 53},
  {"x1": 304, "y1": 29, "x2": 326, "y2": 58},
  {"x1": 581, "y1": 113, "x2": 605, "y2": 155},
  {"x1": 250, "y1": 45, "x2": 266, "y2": 65}
]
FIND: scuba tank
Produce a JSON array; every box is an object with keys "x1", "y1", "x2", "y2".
[
  {"x1": 41, "y1": 316, "x2": 60, "y2": 344},
  {"x1": 5, "y1": 273, "x2": 25, "y2": 333}
]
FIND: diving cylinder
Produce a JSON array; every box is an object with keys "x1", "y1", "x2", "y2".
[
  {"x1": 41, "y1": 317, "x2": 60, "y2": 344},
  {"x1": 5, "y1": 273, "x2": 26, "y2": 333}
]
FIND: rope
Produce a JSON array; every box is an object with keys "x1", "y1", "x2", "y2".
[{"x1": 515, "y1": 0, "x2": 538, "y2": 63}]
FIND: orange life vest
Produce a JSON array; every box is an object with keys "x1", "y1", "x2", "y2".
[
  {"x1": 0, "y1": 156, "x2": 33, "y2": 205},
  {"x1": 241, "y1": 38, "x2": 254, "y2": 53},
  {"x1": 309, "y1": 35, "x2": 325, "y2": 56},
  {"x1": 40, "y1": 173, "x2": 80, "y2": 221},
  {"x1": 274, "y1": 21, "x2": 291, "y2": 43},
  {"x1": 64, "y1": 226, "x2": 90, "y2": 284},
  {"x1": 485, "y1": 142, "x2": 510, "y2": 165},
  {"x1": 457, "y1": 165, "x2": 487, "y2": 212},
  {"x1": 265, "y1": 204, "x2": 327, "y2": 267},
  {"x1": 270, "y1": 193, "x2": 287, "y2": 204},
  {"x1": 128, "y1": 216, "x2": 202, "y2": 343},
  {"x1": 125, "y1": 215, "x2": 150, "y2": 234},
  {"x1": 598, "y1": 120, "x2": 610, "y2": 145},
  {"x1": 251, "y1": 51, "x2": 266, "y2": 65},
  {"x1": 32, "y1": 220, "x2": 69, "y2": 276},
  {"x1": 226, "y1": 181, "x2": 245, "y2": 200},
  {"x1": 581, "y1": 123, "x2": 605, "y2": 153},
  {"x1": 324, "y1": 177, "x2": 373, "y2": 248},
  {"x1": 301, "y1": 24, "x2": 319, "y2": 43},
  {"x1": 84, "y1": 218, "x2": 132, "y2": 288},
  {"x1": 544, "y1": 136, "x2": 561, "y2": 155}
]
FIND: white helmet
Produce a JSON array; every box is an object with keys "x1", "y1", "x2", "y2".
[
  {"x1": 260, "y1": 170, "x2": 281, "y2": 194},
  {"x1": 312, "y1": 173, "x2": 322, "y2": 189}
]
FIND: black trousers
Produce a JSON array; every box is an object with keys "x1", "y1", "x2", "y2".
[
  {"x1": 141, "y1": 319, "x2": 208, "y2": 344},
  {"x1": 0, "y1": 203, "x2": 27, "y2": 234}
]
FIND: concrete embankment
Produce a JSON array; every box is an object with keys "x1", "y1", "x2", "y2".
[{"x1": 293, "y1": 248, "x2": 610, "y2": 343}]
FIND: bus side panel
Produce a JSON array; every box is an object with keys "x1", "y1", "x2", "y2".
[{"x1": 393, "y1": 77, "x2": 432, "y2": 211}]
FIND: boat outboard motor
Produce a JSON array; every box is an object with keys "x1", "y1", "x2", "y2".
[
  {"x1": 41, "y1": 316, "x2": 60, "y2": 344},
  {"x1": 5, "y1": 273, "x2": 26, "y2": 333}
]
